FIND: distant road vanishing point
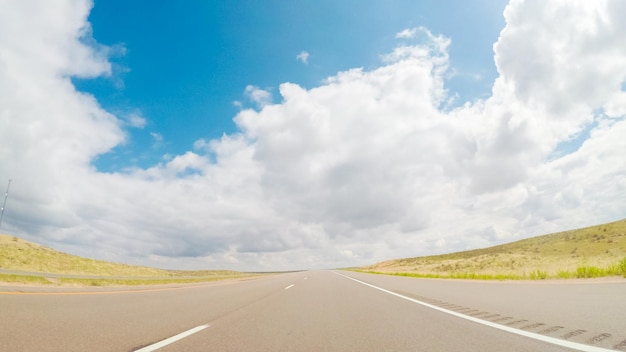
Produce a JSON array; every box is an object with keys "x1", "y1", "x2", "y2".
[{"x1": 1, "y1": 271, "x2": 625, "y2": 351}]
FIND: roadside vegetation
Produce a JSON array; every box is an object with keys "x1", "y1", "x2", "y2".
[
  {"x1": 359, "y1": 219, "x2": 626, "y2": 280},
  {"x1": 0, "y1": 234, "x2": 256, "y2": 286},
  {"x1": 0, "y1": 272, "x2": 257, "y2": 287}
]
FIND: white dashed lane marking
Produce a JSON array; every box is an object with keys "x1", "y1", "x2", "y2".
[{"x1": 133, "y1": 324, "x2": 210, "y2": 352}]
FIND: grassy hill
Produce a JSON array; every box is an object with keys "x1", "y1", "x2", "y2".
[
  {"x1": 0, "y1": 234, "x2": 251, "y2": 285},
  {"x1": 361, "y1": 219, "x2": 626, "y2": 280}
]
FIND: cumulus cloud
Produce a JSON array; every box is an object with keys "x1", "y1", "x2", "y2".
[
  {"x1": 0, "y1": 0, "x2": 624, "y2": 271},
  {"x1": 296, "y1": 51, "x2": 309, "y2": 64}
]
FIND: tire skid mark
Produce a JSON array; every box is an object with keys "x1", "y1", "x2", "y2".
[
  {"x1": 388, "y1": 284, "x2": 621, "y2": 350},
  {"x1": 586, "y1": 334, "x2": 611, "y2": 344},
  {"x1": 492, "y1": 316, "x2": 514, "y2": 322},
  {"x1": 506, "y1": 319, "x2": 529, "y2": 326},
  {"x1": 438, "y1": 303, "x2": 457, "y2": 308},
  {"x1": 540, "y1": 326, "x2": 565, "y2": 334},
  {"x1": 562, "y1": 330, "x2": 588, "y2": 339},
  {"x1": 481, "y1": 313, "x2": 501, "y2": 320},
  {"x1": 428, "y1": 300, "x2": 617, "y2": 348},
  {"x1": 455, "y1": 307, "x2": 473, "y2": 312},
  {"x1": 468, "y1": 311, "x2": 490, "y2": 317},
  {"x1": 613, "y1": 339, "x2": 626, "y2": 351},
  {"x1": 521, "y1": 323, "x2": 545, "y2": 330}
]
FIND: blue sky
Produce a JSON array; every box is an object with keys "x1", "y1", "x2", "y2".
[{"x1": 77, "y1": 0, "x2": 508, "y2": 171}]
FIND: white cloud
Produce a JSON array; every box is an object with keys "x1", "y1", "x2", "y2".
[
  {"x1": 127, "y1": 113, "x2": 146, "y2": 128},
  {"x1": 243, "y1": 85, "x2": 272, "y2": 108},
  {"x1": 150, "y1": 132, "x2": 163, "y2": 142},
  {"x1": 296, "y1": 51, "x2": 309, "y2": 64},
  {"x1": 395, "y1": 28, "x2": 418, "y2": 39},
  {"x1": 604, "y1": 91, "x2": 626, "y2": 118},
  {"x1": 0, "y1": 0, "x2": 624, "y2": 271},
  {"x1": 193, "y1": 138, "x2": 209, "y2": 151}
]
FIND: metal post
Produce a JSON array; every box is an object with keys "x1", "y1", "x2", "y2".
[{"x1": 0, "y1": 179, "x2": 11, "y2": 231}]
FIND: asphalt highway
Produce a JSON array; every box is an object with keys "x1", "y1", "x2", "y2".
[{"x1": 1, "y1": 271, "x2": 625, "y2": 351}]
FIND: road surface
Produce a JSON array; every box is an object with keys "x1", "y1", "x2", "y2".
[{"x1": 1, "y1": 270, "x2": 625, "y2": 351}]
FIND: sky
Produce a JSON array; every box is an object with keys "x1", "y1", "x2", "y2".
[{"x1": 0, "y1": 0, "x2": 625, "y2": 271}]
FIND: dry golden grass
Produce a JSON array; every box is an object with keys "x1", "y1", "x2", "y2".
[
  {"x1": 362, "y1": 219, "x2": 626, "y2": 280},
  {"x1": 0, "y1": 234, "x2": 253, "y2": 285},
  {"x1": 0, "y1": 234, "x2": 172, "y2": 276}
]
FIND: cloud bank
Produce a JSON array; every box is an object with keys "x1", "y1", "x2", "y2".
[{"x1": 0, "y1": 0, "x2": 624, "y2": 270}]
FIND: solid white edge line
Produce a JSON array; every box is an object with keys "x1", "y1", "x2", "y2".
[
  {"x1": 285, "y1": 284, "x2": 295, "y2": 290},
  {"x1": 134, "y1": 324, "x2": 210, "y2": 352},
  {"x1": 333, "y1": 272, "x2": 616, "y2": 352}
]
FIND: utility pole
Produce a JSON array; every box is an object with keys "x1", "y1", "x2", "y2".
[{"x1": 0, "y1": 179, "x2": 11, "y2": 231}]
